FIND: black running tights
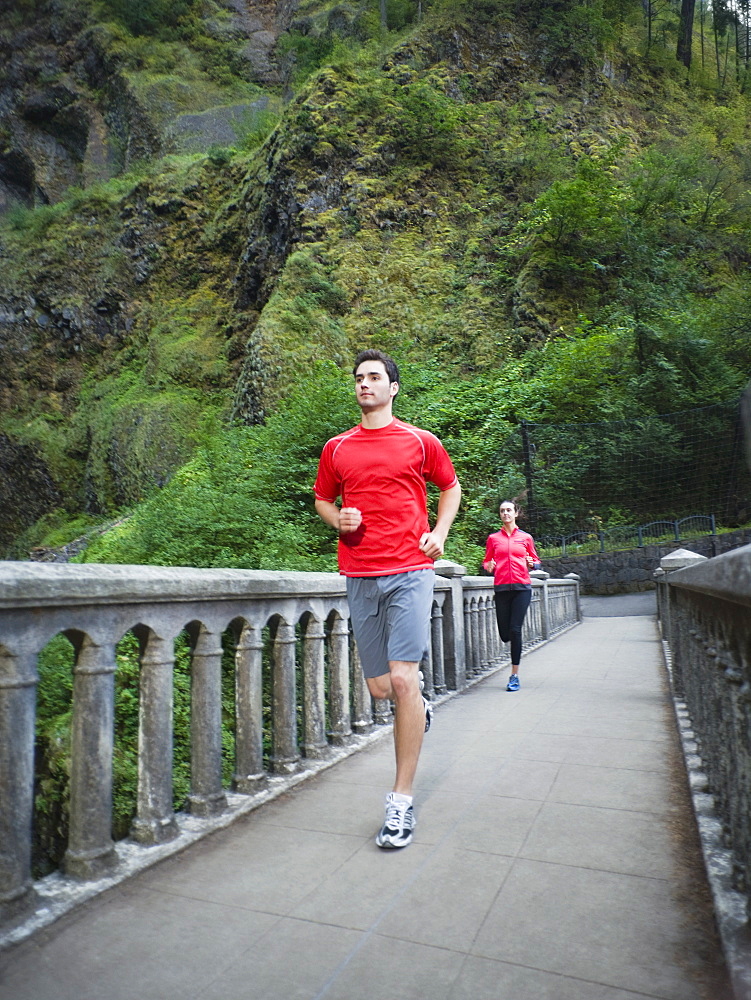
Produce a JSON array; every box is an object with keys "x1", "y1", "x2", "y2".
[{"x1": 493, "y1": 589, "x2": 532, "y2": 666}]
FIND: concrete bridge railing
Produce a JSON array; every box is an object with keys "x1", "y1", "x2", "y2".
[
  {"x1": 655, "y1": 543, "x2": 751, "y2": 921},
  {"x1": 0, "y1": 560, "x2": 580, "y2": 935}
]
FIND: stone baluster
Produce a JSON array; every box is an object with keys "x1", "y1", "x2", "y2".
[
  {"x1": 485, "y1": 597, "x2": 497, "y2": 666},
  {"x1": 477, "y1": 598, "x2": 489, "y2": 670},
  {"x1": 270, "y1": 619, "x2": 300, "y2": 774},
  {"x1": 64, "y1": 634, "x2": 118, "y2": 879},
  {"x1": 485, "y1": 598, "x2": 497, "y2": 664},
  {"x1": 0, "y1": 647, "x2": 37, "y2": 917},
  {"x1": 463, "y1": 599, "x2": 474, "y2": 674},
  {"x1": 373, "y1": 697, "x2": 392, "y2": 724},
  {"x1": 187, "y1": 626, "x2": 227, "y2": 816},
  {"x1": 351, "y1": 642, "x2": 373, "y2": 733},
  {"x1": 301, "y1": 616, "x2": 328, "y2": 759},
  {"x1": 431, "y1": 600, "x2": 446, "y2": 693},
  {"x1": 492, "y1": 596, "x2": 502, "y2": 662},
  {"x1": 327, "y1": 615, "x2": 352, "y2": 746},
  {"x1": 130, "y1": 632, "x2": 179, "y2": 845},
  {"x1": 532, "y1": 572, "x2": 549, "y2": 641},
  {"x1": 434, "y1": 560, "x2": 467, "y2": 692},
  {"x1": 233, "y1": 622, "x2": 266, "y2": 792},
  {"x1": 421, "y1": 646, "x2": 435, "y2": 699},
  {"x1": 485, "y1": 596, "x2": 495, "y2": 664},
  {"x1": 470, "y1": 601, "x2": 481, "y2": 675}
]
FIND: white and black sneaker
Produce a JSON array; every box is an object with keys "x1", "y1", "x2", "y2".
[
  {"x1": 418, "y1": 670, "x2": 433, "y2": 732},
  {"x1": 423, "y1": 696, "x2": 433, "y2": 732},
  {"x1": 375, "y1": 793, "x2": 415, "y2": 849}
]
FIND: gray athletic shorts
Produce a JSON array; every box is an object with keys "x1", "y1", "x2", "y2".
[{"x1": 346, "y1": 569, "x2": 435, "y2": 679}]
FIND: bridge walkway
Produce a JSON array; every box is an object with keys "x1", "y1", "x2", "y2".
[{"x1": 0, "y1": 598, "x2": 733, "y2": 1000}]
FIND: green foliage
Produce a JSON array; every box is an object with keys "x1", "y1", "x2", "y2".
[
  {"x1": 33, "y1": 635, "x2": 74, "y2": 876},
  {"x1": 99, "y1": 0, "x2": 199, "y2": 39},
  {"x1": 80, "y1": 362, "x2": 356, "y2": 569},
  {"x1": 278, "y1": 31, "x2": 339, "y2": 84},
  {"x1": 534, "y1": 0, "x2": 633, "y2": 68},
  {"x1": 235, "y1": 107, "x2": 282, "y2": 153}
]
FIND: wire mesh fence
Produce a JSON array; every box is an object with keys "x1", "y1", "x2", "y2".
[{"x1": 498, "y1": 397, "x2": 750, "y2": 536}]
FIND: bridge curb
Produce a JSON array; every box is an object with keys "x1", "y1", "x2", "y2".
[{"x1": 661, "y1": 636, "x2": 751, "y2": 1000}]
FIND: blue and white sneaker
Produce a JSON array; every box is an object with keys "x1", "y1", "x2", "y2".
[
  {"x1": 507, "y1": 673, "x2": 520, "y2": 692},
  {"x1": 376, "y1": 793, "x2": 415, "y2": 849}
]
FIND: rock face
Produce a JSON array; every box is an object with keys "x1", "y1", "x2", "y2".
[
  {"x1": 0, "y1": 1, "x2": 299, "y2": 214},
  {"x1": 0, "y1": 435, "x2": 62, "y2": 553},
  {"x1": 0, "y1": 14, "x2": 160, "y2": 211},
  {"x1": 224, "y1": 0, "x2": 300, "y2": 85}
]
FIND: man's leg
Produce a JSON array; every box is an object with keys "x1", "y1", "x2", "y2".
[{"x1": 367, "y1": 660, "x2": 424, "y2": 796}]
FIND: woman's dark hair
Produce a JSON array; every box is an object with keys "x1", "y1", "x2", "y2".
[
  {"x1": 499, "y1": 493, "x2": 527, "y2": 517},
  {"x1": 353, "y1": 349, "x2": 399, "y2": 384}
]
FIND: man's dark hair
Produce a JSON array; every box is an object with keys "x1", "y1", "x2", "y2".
[{"x1": 353, "y1": 349, "x2": 399, "y2": 384}]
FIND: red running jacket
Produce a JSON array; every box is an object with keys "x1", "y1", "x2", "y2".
[{"x1": 483, "y1": 528, "x2": 540, "y2": 587}]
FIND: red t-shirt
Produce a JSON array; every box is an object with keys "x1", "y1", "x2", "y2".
[{"x1": 314, "y1": 417, "x2": 458, "y2": 577}]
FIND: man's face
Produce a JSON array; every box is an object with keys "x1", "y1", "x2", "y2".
[{"x1": 354, "y1": 360, "x2": 398, "y2": 412}]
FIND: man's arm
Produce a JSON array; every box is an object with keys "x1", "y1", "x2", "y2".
[
  {"x1": 418, "y1": 482, "x2": 462, "y2": 559},
  {"x1": 314, "y1": 499, "x2": 362, "y2": 534}
]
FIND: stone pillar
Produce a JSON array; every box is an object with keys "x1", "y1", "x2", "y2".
[
  {"x1": 187, "y1": 626, "x2": 227, "y2": 817},
  {"x1": 434, "y1": 561, "x2": 467, "y2": 691},
  {"x1": 531, "y1": 571, "x2": 550, "y2": 640},
  {"x1": 0, "y1": 647, "x2": 37, "y2": 917},
  {"x1": 657, "y1": 548, "x2": 708, "y2": 697},
  {"x1": 564, "y1": 573, "x2": 582, "y2": 622},
  {"x1": 431, "y1": 599, "x2": 446, "y2": 693},
  {"x1": 463, "y1": 599, "x2": 474, "y2": 675},
  {"x1": 486, "y1": 597, "x2": 499, "y2": 663},
  {"x1": 64, "y1": 635, "x2": 118, "y2": 879},
  {"x1": 653, "y1": 568, "x2": 667, "y2": 636},
  {"x1": 327, "y1": 615, "x2": 352, "y2": 746},
  {"x1": 477, "y1": 598, "x2": 489, "y2": 670},
  {"x1": 233, "y1": 622, "x2": 266, "y2": 792},
  {"x1": 130, "y1": 632, "x2": 179, "y2": 845},
  {"x1": 270, "y1": 619, "x2": 300, "y2": 774},
  {"x1": 301, "y1": 616, "x2": 328, "y2": 759},
  {"x1": 470, "y1": 601, "x2": 481, "y2": 676},
  {"x1": 351, "y1": 642, "x2": 373, "y2": 733}
]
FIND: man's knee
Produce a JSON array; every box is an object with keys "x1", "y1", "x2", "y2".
[{"x1": 388, "y1": 661, "x2": 419, "y2": 700}]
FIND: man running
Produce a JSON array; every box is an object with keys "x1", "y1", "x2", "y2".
[{"x1": 314, "y1": 349, "x2": 461, "y2": 848}]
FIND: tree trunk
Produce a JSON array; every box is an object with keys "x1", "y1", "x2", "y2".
[
  {"x1": 380, "y1": 0, "x2": 387, "y2": 32},
  {"x1": 677, "y1": 0, "x2": 696, "y2": 67},
  {"x1": 714, "y1": 10, "x2": 722, "y2": 81}
]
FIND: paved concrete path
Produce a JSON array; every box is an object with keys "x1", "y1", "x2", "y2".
[{"x1": 0, "y1": 614, "x2": 733, "y2": 1000}]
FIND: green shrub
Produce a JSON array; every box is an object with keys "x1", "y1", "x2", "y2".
[{"x1": 100, "y1": 0, "x2": 199, "y2": 38}]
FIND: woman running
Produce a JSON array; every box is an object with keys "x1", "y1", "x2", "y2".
[{"x1": 483, "y1": 499, "x2": 541, "y2": 691}]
